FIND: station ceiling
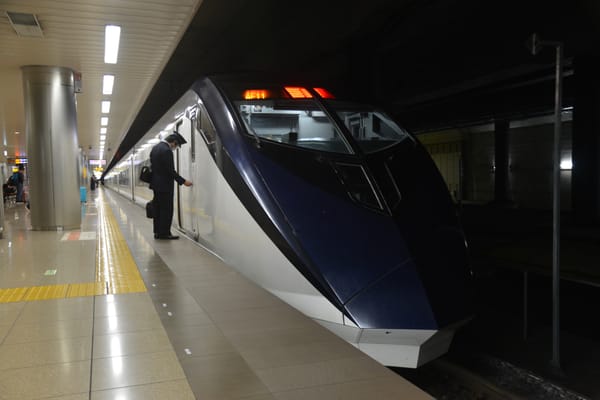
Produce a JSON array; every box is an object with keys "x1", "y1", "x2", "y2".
[{"x1": 0, "y1": 0, "x2": 598, "y2": 172}]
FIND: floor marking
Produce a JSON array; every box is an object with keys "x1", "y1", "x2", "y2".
[
  {"x1": 79, "y1": 231, "x2": 97, "y2": 240},
  {"x1": 95, "y1": 192, "x2": 147, "y2": 295},
  {"x1": 61, "y1": 231, "x2": 96, "y2": 241},
  {"x1": 0, "y1": 191, "x2": 147, "y2": 303}
]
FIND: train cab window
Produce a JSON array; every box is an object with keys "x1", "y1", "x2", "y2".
[
  {"x1": 236, "y1": 100, "x2": 354, "y2": 154},
  {"x1": 333, "y1": 105, "x2": 412, "y2": 153}
]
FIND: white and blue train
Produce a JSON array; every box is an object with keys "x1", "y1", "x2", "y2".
[{"x1": 105, "y1": 75, "x2": 472, "y2": 368}]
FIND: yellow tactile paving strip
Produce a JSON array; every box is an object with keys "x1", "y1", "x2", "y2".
[
  {"x1": 96, "y1": 194, "x2": 147, "y2": 295},
  {"x1": 0, "y1": 193, "x2": 146, "y2": 303}
]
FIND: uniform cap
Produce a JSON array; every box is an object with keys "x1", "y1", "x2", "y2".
[{"x1": 166, "y1": 132, "x2": 187, "y2": 146}]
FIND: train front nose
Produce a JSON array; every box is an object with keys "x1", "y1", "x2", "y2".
[
  {"x1": 342, "y1": 225, "x2": 470, "y2": 328},
  {"x1": 344, "y1": 258, "x2": 438, "y2": 329}
]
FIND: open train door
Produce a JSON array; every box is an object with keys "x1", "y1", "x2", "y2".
[{"x1": 175, "y1": 116, "x2": 199, "y2": 239}]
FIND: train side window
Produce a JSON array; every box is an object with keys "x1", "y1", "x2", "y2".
[
  {"x1": 199, "y1": 107, "x2": 217, "y2": 146},
  {"x1": 195, "y1": 112, "x2": 202, "y2": 139}
]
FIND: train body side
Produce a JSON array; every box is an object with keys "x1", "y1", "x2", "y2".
[{"x1": 104, "y1": 77, "x2": 472, "y2": 368}]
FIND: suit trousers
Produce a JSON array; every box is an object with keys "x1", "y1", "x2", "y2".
[{"x1": 152, "y1": 191, "x2": 174, "y2": 236}]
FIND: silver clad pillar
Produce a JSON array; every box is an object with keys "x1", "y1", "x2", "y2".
[{"x1": 22, "y1": 66, "x2": 81, "y2": 230}]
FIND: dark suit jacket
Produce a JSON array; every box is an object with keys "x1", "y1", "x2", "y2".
[{"x1": 149, "y1": 141, "x2": 185, "y2": 193}]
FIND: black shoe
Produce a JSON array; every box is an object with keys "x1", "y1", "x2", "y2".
[{"x1": 157, "y1": 234, "x2": 179, "y2": 240}]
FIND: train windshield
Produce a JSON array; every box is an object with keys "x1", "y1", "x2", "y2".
[
  {"x1": 328, "y1": 101, "x2": 412, "y2": 153},
  {"x1": 224, "y1": 81, "x2": 410, "y2": 154},
  {"x1": 236, "y1": 99, "x2": 354, "y2": 154}
]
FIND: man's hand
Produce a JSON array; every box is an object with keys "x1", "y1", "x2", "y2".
[{"x1": 184, "y1": 180, "x2": 193, "y2": 187}]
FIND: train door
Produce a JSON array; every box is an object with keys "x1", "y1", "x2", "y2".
[{"x1": 175, "y1": 117, "x2": 199, "y2": 238}]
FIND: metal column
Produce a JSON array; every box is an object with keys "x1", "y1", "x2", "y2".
[
  {"x1": 22, "y1": 66, "x2": 81, "y2": 230},
  {"x1": 550, "y1": 43, "x2": 563, "y2": 370}
]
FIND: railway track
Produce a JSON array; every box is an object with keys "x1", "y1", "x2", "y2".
[{"x1": 394, "y1": 354, "x2": 590, "y2": 400}]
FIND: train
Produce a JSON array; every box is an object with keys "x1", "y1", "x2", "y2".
[{"x1": 104, "y1": 75, "x2": 472, "y2": 368}]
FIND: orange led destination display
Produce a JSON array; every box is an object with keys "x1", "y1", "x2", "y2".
[
  {"x1": 243, "y1": 87, "x2": 334, "y2": 100},
  {"x1": 243, "y1": 89, "x2": 270, "y2": 100}
]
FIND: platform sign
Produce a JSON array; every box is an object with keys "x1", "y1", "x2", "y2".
[{"x1": 7, "y1": 157, "x2": 27, "y2": 164}]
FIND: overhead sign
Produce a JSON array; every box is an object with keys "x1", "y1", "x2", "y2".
[
  {"x1": 89, "y1": 159, "x2": 106, "y2": 165},
  {"x1": 7, "y1": 157, "x2": 27, "y2": 164}
]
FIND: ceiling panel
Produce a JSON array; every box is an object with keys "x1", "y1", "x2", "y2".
[{"x1": 0, "y1": 0, "x2": 202, "y2": 164}]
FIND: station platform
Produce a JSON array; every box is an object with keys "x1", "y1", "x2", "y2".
[{"x1": 0, "y1": 188, "x2": 430, "y2": 399}]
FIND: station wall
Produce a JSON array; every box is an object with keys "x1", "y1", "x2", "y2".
[{"x1": 418, "y1": 119, "x2": 573, "y2": 210}]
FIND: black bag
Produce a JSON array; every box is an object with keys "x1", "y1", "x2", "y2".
[
  {"x1": 139, "y1": 166, "x2": 152, "y2": 183},
  {"x1": 146, "y1": 200, "x2": 154, "y2": 218}
]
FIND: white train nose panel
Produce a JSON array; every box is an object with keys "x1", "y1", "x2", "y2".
[{"x1": 315, "y1": 319, "x2": 457, "y2": 368}]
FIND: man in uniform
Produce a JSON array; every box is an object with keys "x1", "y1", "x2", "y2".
[{"x1": 150, "y1": 132, "x2": 193, "y2": 239}]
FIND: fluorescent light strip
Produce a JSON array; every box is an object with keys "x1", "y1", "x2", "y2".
[
  {"x1": 104, "y1": 25, "x2": 121, "y2": 64},
  {"x1": 100, "y1": 127, "x2": 107, "y2": 134},
  {"x1": 102, "y1": 75, "x2": 114, "y2": 95},
  {"x1": 101, "y1": 117, "x2": 108, "y2": 126},
  {"x1": 100, "y1": 135, "x2": 106, "y2": 141},
  {"x1": 101, "y1": 101, "x2": 111, "y2": 113}
]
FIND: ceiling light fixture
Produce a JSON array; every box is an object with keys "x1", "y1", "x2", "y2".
[
  {"x1": 101, "y1": 117, "x2": 108, "y2": 126},
  {"x1": 100, "y1": 135, "x2": 106, "y2": 141},
  {"x1": 101, "y1": 100, "x2": 111, "y2": 113},
  {"x1": 104, "y1": 25, "x2": 121, "y2": 64},
  {"x1": 100, "y1": 127, "x2": 107, "y2": 134},
  {"x1": 102, "y1": 75, "x2": 114, "y2": 95}
]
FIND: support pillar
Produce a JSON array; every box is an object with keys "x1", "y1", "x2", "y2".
[
  {"x1": 572, "y1": 56, "x2": 600, "y2": 223},
  {"x1": 22, "y1": 66, "x2": 81, "y2": 230},
  {"x1": 494, "y1": 119, "x2": 510, "y2": 203}
]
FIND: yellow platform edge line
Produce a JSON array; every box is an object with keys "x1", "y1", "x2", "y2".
[
  {"x1": 0, "y1": 281, "x2": 109, "y2": 303},
  {"x1": 0, "y1": 287, "x2": 28, "y2": 303},
  {"x1": 96, "y1": 192, "x2": 147, "y2": 295}
]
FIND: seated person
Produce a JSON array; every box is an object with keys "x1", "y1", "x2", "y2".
[{"x1": 3, "y1": 181, "x2": 17, "y2": 202}]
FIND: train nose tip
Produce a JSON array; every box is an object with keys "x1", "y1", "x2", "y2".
[{"x1": 344, "y1": 260, "x2": 439, "y2": 330}]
